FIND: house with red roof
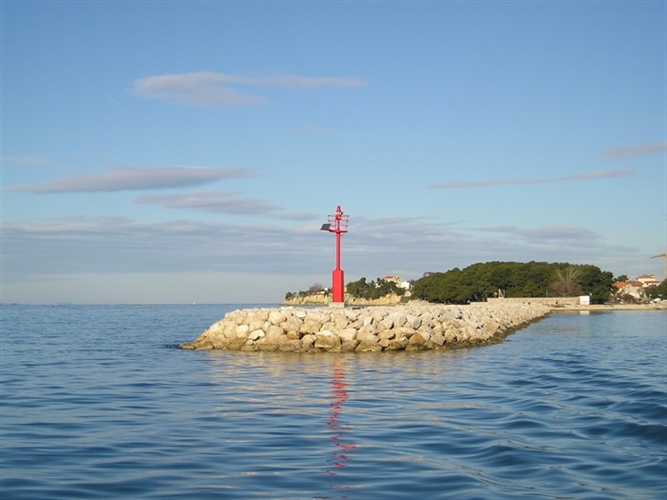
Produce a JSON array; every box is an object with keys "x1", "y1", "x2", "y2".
[{"x1": 613, "y1": 274, "x2": 661, "y2": 300}]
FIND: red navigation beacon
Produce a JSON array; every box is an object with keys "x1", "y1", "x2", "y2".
[{"x1": 320, "y1": 206, "x2": 349, "y2": 305}]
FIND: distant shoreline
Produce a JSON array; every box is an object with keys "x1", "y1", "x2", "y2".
[
  {"x1": 281, "y1": 296, "x2": 667, "y2": 312},
  {"x1": 550, "y1": 303, "x2": 667, "y2": 312}
]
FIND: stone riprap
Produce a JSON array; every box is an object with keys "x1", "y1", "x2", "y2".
[{"x1": 179, "y1": 302, "x2": 551, "y2": 352}]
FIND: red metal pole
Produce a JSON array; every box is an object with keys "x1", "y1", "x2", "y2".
[
  {"x1": 335, "y1": 231, "x2": 341, "y2": 271},
  {"x1": 334, "y1": 207, "x2": 342, "y2": 271},
  {"x1": 331, "y1": 206, "x2": 344, "y2": 303}
]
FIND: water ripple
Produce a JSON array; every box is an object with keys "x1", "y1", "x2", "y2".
[{"x1": 1, "y1": 306, "x2": 665, "y2": 499}]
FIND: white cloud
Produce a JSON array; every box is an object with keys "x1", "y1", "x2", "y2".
[
  {"x1": 601, "y1": 141, "x2": 667, "y2": 159},
  {"x1": 1, "y1": 216, "x2": 644, "y2": 303},
  {"x1": 274, "y1": 211, "x2": 321, "y2": 222},
  {"x1": 1, "y1": 217, "x2": 329, "y2": 277},
  {"x1": 136, "y1": 190, "x2": 280, "y2": 215},
  {"x1": 1, "y1": 155, "x2": 67, "y2": 168},
  {"x1": 9, "y1": 166, "x2": 255, "y2": 193},
  {"x1": 134, "y1": 192, "x2": 320, "y2": 219},
  {"x1": 430, "y1": 169, "x2": 634, "y2": 189},
  {"x1": 479, "y1": 224, "x2": 601, "y2": 245},
  {"x1": 131, "y1": 71, "x2": 366, "y2": 107}
]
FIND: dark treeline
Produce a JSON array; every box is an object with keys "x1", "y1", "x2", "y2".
[
  {"x1": 346, "y1": 277, "x2": 406, "y2": 300},
  {"x1": 285, "y1": 277, "x2": 407, "y2": 301},
  {"x1": 411, "y1": 261, "x2": 615, "y2": 304}
]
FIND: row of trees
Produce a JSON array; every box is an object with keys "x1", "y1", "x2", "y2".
[
  {"x1": 286, "y1": 261, "x2": 667, "y2": 305},
  {"x1": 284, "y1": 283, "x2": 328, "y2": 301},
  {"x1": 285, "y1": 277, "x2": 406, "y2": 301},
  {"x1": 346, "y1": 277, "x2": 406, "y2": 300},
  {"x1": 410, "y1": 261, "x2": 615, "y2": 304}
]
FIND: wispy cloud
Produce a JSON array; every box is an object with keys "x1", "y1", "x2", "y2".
[
  {"x1": 480, "y1": 224, "x2": 601, "y2": 245},
  {"x1": 136, "y1": 190, "x2": 279, "y2": 215},
  {"x1": 131, "y1": 71, "x2": 366, "y2": 107},
  {"x1": 10, "y1": 166, "x2": 255, "y2": 194},
  {"x1": 1, "y1": 155, "x2": 67, "y2": 168},
  {"x1": 136, "y1": 191, "x2": 322, "y2": 220},
  {"x1": 600, "y1": 141, "x2": 667, "y2": 159},
  {"x1": 1, "y1": 217, "x2": 331, "y2": 277},
  {"x1": 430, "y1": 169, "x2": 634, "y2": 189},
  {"x1": 274, "y1": 211, "x2": 320, "y2": 221},
  {"x1": 2, "y1": 215, "x2": 642, "y2": 303}
]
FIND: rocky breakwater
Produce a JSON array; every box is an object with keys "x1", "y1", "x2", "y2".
[{"x1": 180, "y1": 302, "x2": 551, "y2": 352}]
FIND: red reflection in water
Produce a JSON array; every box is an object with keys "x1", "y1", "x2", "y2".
[{"x1": 325, "y1": 358, "x2": 356, "y2": 480}]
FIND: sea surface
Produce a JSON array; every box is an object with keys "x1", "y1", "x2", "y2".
[{"x1": 1, "y1": 304, "x2": 665, "y2": 499}]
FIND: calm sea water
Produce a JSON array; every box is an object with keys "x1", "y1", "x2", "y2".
[{"x1": 1, "y1": 304, "x2": 665, "y2": 499}]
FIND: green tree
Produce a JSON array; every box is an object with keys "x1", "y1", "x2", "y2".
[
  {"x1": 412, "y1": 268, "x2": 468, "y2": 303},
  {"x1": 346, "y1": 277, "x2": 371, "y2": 298},
  {"x1": 576, "y1": 265, "x2": 614, "y2": 303},
  {"x1": 346, "y1": 277, "x2": 403, "y2": 299},
  {"x1": 645, "y1": 280, "x2": 667, "y2": 301},
  {"x1": 308, "y1": 283, "x2": 325, "y2": 294},
  {"x1": 412, "y1": 261, "x2": 615, "y2": 304}
]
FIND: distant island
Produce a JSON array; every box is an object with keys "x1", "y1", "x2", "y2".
[{"x1": 283, "y1": 261, "x2": 667, "y2": 306}]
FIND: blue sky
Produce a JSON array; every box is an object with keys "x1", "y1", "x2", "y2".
[{"x1": 2, "y1": 1, "x2": 665, "y2": 304}]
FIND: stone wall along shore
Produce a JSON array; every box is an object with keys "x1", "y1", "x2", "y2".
[{"x1": 179, "y1": 302, "x2": 551, "y2": 352}]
